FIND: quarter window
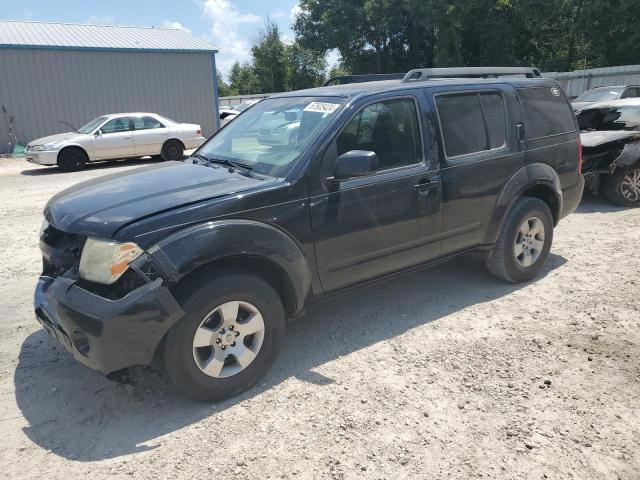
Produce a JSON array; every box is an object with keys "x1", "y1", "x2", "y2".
[
  {"x1": 518, "y1": 87, "x2": 576, "y2": 139},
  {"x1": 435, "y1": 92, "x2": 507, "y2": 158},
  {"x1": 133, "y1": 116, "x2": 165, "y2": 130},
  {"x1": 336, "y1": 98, "x2": 422, "y2": 171},
  {"x1": 101, "y1": 117, "x2": 131, "y2": 134}
]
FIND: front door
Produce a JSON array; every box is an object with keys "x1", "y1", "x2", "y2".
[
  {"x1": 92, "y1": 116, "x2": 134, "y2": 159},
  {"x1": 429, "y1": 86, "x2": 525, "y2": 253},
  {"x1": 132, "y1": 115, "x2": 170, "y2": 156},
  {"x1": 311, "y1": 95, "x2": 442, "y2": 292}
]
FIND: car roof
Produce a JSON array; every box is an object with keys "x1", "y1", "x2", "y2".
[
  {"x1": 104, "y1": 112, "x2": 163, "y2": 118},
  {"x1": 271, "y1": 77, "x2": 558, "y2": 99},
  {"x1": 582, "y1": 85, "x2": 638, "y2": 91},
  {"x1": 581, "y1": 98, "x2": 640, "y2": 109}
]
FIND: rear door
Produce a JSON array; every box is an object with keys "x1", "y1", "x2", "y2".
[
  {"x1": 310, "y1": 93, "x2": 443, "y2": 292},
  {"x1": 132, "y1": 115, "x2": 170, "y2": 156},
  {"x1": 92, "y1": 116, "x2": 134, "y2": 159},
  {"x1": 429, "y1": 85, "x2": 524, "y2": 253}
]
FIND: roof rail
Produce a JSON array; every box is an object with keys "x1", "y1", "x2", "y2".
[
  {"x1": 322, "y1": 73, "x2": 405, "y2": 87},
  {"x1": 402, "y1": 67, "x2": 542, "y2": 83}
]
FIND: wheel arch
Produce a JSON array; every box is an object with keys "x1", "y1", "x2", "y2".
[
  {"x1": 163, "y1": 138, "x2": 186, "y2": 150},
  {"x1": 56, "y1": 144, "x2": 90, "y2": 164},
  {"x1": 148, "y1": 219, "x2": 312, "y2": 318},
  {"x1": 486, "y1": 163, "x2": 563, "y2": 244}
]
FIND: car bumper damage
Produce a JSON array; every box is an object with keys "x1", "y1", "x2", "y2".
[
  {"x1": 34, "y1": 230, "x2": 184, "y2": 377},
  {"x1": 581, "y1": 131, "x2": 640, "y2": 193}
]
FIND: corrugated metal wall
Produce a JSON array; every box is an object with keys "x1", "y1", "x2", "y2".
[
  {"x1": 0, "y1": 48, "x2": 218, "y2": 154},
  {"x1": 544, "y1": 65, "x2": 640, "y2": 98}
]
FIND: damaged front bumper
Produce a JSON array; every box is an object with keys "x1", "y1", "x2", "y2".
[{"x1": 34, "y1": 269, "x2": 184, "y2": 376}]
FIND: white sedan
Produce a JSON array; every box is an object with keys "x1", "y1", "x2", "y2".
[{"x1": 25, "y1": 113, "x2": 206, "y2": 172}]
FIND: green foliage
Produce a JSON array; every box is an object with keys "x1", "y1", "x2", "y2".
[
  {"x1": 293, "y1": 0, "x2": 640, "y2": 73},
  {"x1": 216, "y1": 69, "x2": 236, "y2": 97},
  {"x1": 228, "y1": 61, "x2": 260, "y2": 95}
]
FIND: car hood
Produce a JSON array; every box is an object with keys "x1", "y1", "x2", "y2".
[
  {"x1": 580, "y1": 130, "x2": 640, "y2": 148},
  {"x1": 28, "y1": 132, "x2": 83, "y2": 146},
  {"x1": 44, "y1": 161, "x2": 270, "y2": 238},
  {"x1": 571, "y1": 101, "x2": 592, "y2": 112}
]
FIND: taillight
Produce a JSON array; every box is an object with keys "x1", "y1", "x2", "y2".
[
  {"x1": 577, "y1": 135, "x2": 583, "y2": 174},
  {"x1": 196, "y1": 129, "x2": 202, "y2": 136}
]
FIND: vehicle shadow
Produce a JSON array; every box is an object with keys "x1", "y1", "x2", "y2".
[
  {"x1": 574, "y1": 191, "x2": 628, "y2": 214},
  {"x1": 20, "y1": 157, "x2": 162, "y2": 176},
  {"x1": 14, "y1": 253, "x2": 567, "y2": 461}
]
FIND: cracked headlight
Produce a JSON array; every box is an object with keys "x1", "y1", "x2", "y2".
[{"x1": 79, "y1": 238, "x2": 144, "y2": 285}]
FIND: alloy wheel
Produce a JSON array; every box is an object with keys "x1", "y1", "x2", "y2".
[
  {"x1": 621, "y1": 168, "x2": 640, "y2": 202},
  {"x1": 514, "y1": 216, "x2": 545, "y2": 267},
  {"x1": 192, "y1": 301, "x2": 265, "y2": 378}
]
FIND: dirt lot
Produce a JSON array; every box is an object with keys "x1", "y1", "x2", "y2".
[{"x1": 0, "y1": 157, "x2": 638, "y2": 480}]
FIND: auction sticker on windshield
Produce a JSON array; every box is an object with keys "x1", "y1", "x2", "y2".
[{"x1": 304, "y1": 102, "x2": 341, "y2": 114}]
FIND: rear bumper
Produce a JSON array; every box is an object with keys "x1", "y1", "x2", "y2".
[
  {"x1": 25, "y1": 150, "x2": 58, "y2": 165},
  {"x1": 34, "y1": 274, "x2": 184, "y2": 375},
  {"x1": 560, "y1": 174, "x2": 585, "y2": 219},
  {"x1": 184, "y1": 136, "x2": 207, "y2": 150}
]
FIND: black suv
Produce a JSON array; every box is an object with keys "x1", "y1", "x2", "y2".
[{"x1": 35, "y1": 67, "x2": 583, "y2": 401}]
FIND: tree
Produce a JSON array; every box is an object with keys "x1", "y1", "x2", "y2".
[
  {"x1": 293, "y1": 0, "x2": 640, "y2": 73},
  {"x1": 216, "y1": 69, "x2": 236, "y2": 97},
  {"x1": 228, "y1": 61, "x2": 260, "y2": 95},
  {"x1": 284, "y1": 43, "x2": 327, "y2": 90},
  {"x1": 251, "y1": 20, "x2": 288, "y2": 93}
]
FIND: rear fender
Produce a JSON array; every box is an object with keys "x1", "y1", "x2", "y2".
[{"x1": 485, "y1": 163, "x2": 563, "y2": 244}]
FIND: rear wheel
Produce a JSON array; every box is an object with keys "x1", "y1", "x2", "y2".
[
  {"x1": 57, "y1": 148, "x2": 87, "y2": 172},
  {"x1": 162, "y1": 270, "x2": 285, "y2": 402},
  {"x1": 604, "y1": 166, "x2": 640, "y2": 207},
  {"x1": 486, "y1": 197, "x2": 553, "y2": 283},
  {"x1": 161, "y1": 140, "x2": 184, "y2": 161}
]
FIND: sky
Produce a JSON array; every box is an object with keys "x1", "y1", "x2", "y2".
[{"x1": 3, "y1": 0, "x2": 336, "y2": 77}]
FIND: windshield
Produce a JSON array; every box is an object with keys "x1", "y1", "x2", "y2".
[
  {"x1": 234, "y1": 101, "x2": 259, "y2": 112},
  {"x1": 197, "y1": 96, "x2": 344, "y2": 177},
  {"x1": 575, "y1": 88, "x2": 623, "y2": 103},
  {"x1": 578, "y1": 106, "x2": 640, "y2": 131},
  {"x1": 78, "y1": 116, "x2": 108, "y2": 134}
]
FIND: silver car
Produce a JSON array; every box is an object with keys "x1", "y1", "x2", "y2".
[{"x1": 25, "y1": 113, "x2": 206, "y2": 172}]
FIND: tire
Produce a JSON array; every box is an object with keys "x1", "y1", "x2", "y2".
[
  {"x1": 57, "y1": 148, "x2": 87, "y2": 172},
  {"x1": 162, "y1": 270, "x2": 286, "y2": 402},
  {"x1": 604, "y1": 165, "x2": 640, "y2": 207},
  {"x1": 486, "y1": 197, "x2": 554, "y2": 283},
  {"x1": 161, "y1": 140, "x2": 184, "y2": 161}
]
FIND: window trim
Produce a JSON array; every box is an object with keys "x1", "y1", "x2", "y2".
[
  {"x1": 433, "y1": 89, "x2": 510, "y2": 163},
  {"x1": 324, "y1": 94, "x2": 427, "y2": 185},
  {"x1": 99, "y1": 116, "x2": 132, "y2": 135}
]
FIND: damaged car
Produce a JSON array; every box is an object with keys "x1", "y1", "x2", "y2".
[{"x1": 578, "y1": 99, "x2": 640, "y2": 206}]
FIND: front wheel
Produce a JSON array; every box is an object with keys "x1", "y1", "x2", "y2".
[
  {"x1": 604, "y1": 166, "x2": 640, "y2": 207},
  {"x1": 162, "y1": 270, "x2": 285, "y2": 402},
  {"x1": 486, "y1": 197, "x2": 554, "y2": 283},
  {"x1": 57, "y1": 148, "x2": 87, "y2": 172}
]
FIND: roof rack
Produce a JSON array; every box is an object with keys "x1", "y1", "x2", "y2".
[
  {"x1": 402, "y1": 67, "x2": 542, "y2": 83},
  {"x1": 322, "y1": 73, "x2": 405, "y2": 87}
]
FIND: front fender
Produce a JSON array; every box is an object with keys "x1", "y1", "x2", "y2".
[
  {"x1": 147, "y1": 219, "x2": 312, "y2": 315},
  {"x1": 485, "y1": 163, "x2": 563, "y2": 244}
]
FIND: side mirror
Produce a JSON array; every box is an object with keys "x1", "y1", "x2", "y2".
[
  {"x1": 94, "y1": 129, "x2": 102, "y2": 137},
  {"x1": 333, "y1": 150, "x2": 378, "y2": 180}
]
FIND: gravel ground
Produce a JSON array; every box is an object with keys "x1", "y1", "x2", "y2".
[{"x1": 0, "y1": 157, "x2": 638, "y2": 480}]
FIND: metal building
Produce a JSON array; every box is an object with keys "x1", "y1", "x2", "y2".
[{"x1": 0, "y1": 21, "x2": 219, "y2": 154}]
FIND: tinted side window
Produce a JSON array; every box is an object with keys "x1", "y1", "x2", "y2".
[
  {"x1": 435, "y1": 94, "x2": 487, "y2": 157},
  {"x1": 133, "y1": 116, "x2": 165, "y2": 130},
  {"x1": 518, "y1": 87, "x2": 575, "y2": 139},
  {"x1": 336, "y1": 98, "x2": 422, "y2": 171},
  {"x1": 101, "y1": 117, "x2": 130, "y2": 134},
  {"x1": 480, "y1": 93, "x2": 507, "y2": 149},
  {"x1": 621, "y1": 87, "x2": 639, "y2": 99}
]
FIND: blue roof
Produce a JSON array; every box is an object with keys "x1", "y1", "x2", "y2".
[{"x1": 0, "y1": 21, "x2": 218, "y2": 53}]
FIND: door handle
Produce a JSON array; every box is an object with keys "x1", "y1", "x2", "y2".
[
  {"x1": 414, "y1": 178, "x2": 438, "y2": 191},
  {"x1": 123, "y1": 136, "x2": 132, "y2": 140}
]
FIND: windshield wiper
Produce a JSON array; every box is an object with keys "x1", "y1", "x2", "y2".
[{"x1": 206, "y1": 157, "x2": 253, "y2": 171}]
